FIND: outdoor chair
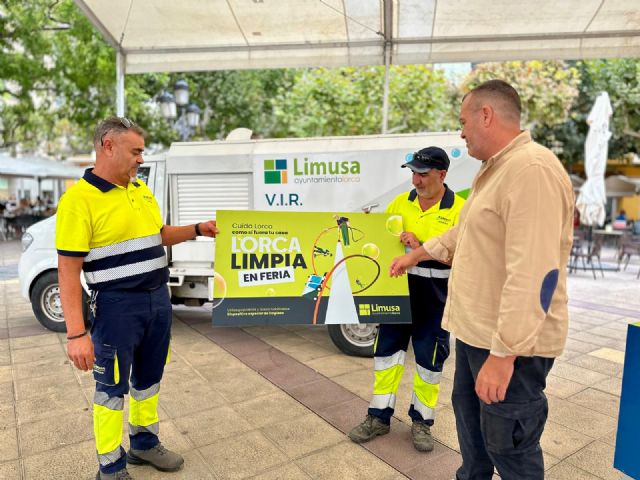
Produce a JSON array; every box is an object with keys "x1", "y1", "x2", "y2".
[
  {"x1": 569, "y1": 234, "x2": 604, "y2": 279},
  {"x1": 618, "y1": 233, "x2": 640, "y2": 272}
]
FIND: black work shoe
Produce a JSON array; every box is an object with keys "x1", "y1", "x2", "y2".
[
  {"x1": 348, "y1": 415, "x2": 390, "y2": 443},
  {"x1": 411, "y1": 421, "x2": 434, "y2": 452},
  {"x1": 127, "y1": 443, "x2": 184, "y2": 472},
  {"x1": 95, "y1": 468, "x2": 133, "y2": 479}
]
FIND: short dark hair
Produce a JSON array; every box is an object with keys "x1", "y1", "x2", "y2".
[
  {"x1": 93, "y1": 116, "x2": 146, "y2": 147},
  {"x1": 465, "y1": 79, "x2": 521, "y2": 120}
]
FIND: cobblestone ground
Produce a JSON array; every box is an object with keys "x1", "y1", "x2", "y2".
[{"x1": 0, "y1": 239, "x2": 637, "y2": 479}]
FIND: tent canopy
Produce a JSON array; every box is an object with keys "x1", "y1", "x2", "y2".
[
  {"x1": 605, "y1": 174, "x2": 640, "y2": 197},
  {"x1": 74, "y1": 0, "x2": 640, "y2": 74},
  {"x1": 0, "y1": 154, "x2": 85, "y2": 180}
]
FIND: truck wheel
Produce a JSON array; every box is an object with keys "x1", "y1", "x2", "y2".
[
  {"x1": 328, "y1": 323, "x2": 377, "y2": 357},
  {"x1": 30, "y1": 271, "x2": 91, "y2": 332}
]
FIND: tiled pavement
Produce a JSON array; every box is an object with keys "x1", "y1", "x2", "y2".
[{"x1": 0, "y1": 239, "x2": 638, "y2": 479}]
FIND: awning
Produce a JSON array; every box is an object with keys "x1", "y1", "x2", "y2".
[
  {"x1": 0, "y1": 154, "x2": 85, "y2": 180},
  {"x1": 605, "y1": 174, "x2": 640, "y2": 197},
  {"x1": 74, "y1": 0, "x2": 640, "y2": 74}
]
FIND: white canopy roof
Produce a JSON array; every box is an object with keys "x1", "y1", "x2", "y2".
[
  {"x1": 0, "y1": 154, "x2": 85, "y2": 180},
  {"x1": 74, "y1": 0, "x2": 640, "y2": 74}
]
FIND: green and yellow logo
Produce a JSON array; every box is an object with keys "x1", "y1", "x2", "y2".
[
  {"x1": 358, "y1": 304, "x2": 371, "y2": 316},
  {"x1": 264, "y1": 159, "x2": 288, "y2": 184}
]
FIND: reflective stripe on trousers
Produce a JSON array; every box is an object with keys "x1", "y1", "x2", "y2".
[
  {"x1": 129, "y1": 383, "x2": 161, "y2": 436},
  {"x1": 94, "y1": 391, "x2": 125, "y2": 467}
]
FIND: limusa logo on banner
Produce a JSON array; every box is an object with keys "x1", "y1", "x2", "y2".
[{"x1": 263, "y1": 157, "x2": 361, "y2": 185}]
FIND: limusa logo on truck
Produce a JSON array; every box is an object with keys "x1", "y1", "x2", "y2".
[{"x1": 264, "y1": 157, "x2": 361, "y2": 185}]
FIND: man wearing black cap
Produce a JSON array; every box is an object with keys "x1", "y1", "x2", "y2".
[{"x1": 348, "y1": 146, "x2": 465, "y2": 452}]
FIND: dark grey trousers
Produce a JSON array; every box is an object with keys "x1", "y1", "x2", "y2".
[{"x1": 453, "y1": 340, "x2": 554, "y2": 480}]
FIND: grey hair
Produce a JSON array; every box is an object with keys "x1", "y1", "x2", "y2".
[{"x1": 93, "y1": 116, "x2": 146, "y2": 147}]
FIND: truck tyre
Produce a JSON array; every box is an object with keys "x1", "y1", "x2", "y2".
[
  {"x1": 328, "y1": 323, "x2": 377, "y2": 357},
  {"x1": 30, "y1": 271, "x2": 91, "y2": 332}
]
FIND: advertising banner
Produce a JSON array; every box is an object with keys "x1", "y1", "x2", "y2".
[
  {"x1": 252, "y1": 146, "x2": 476, "y2": 212},
  {"x1": 212, "y1": 210, "x2": 412, "y2": 326}
]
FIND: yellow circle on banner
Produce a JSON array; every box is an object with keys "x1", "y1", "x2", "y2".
[
  {"x1": 211, "y1": 272, "x2": 227, "y2": 309},
  {"x1": 386, "y1": 215, "x2": 403, "y2": 236},
  {"x1": 362, "y1": 243, "x2": 380, "y2": 260}
]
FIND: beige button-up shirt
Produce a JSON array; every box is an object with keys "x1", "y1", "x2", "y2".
[{"x1": 424, "y1": 131, "x2": 574, "y2": 357}]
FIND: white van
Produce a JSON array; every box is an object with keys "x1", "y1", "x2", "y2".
[{"x1": 19, "y1": 132, "x2": 478, "y2": 356}]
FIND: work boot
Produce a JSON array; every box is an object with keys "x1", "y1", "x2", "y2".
[
  {"x1": 348, "y1": 415, "x2": 390, "y2": 443},
  {"x1": 95, "y1": 468, "x2": 133, "y2": 479},
  {"x1": 127, "y1": 442, "x2": 184, "y2": 472},
  {"x1": 411, "y1": 421, "x2": 434, "y2": 452}
]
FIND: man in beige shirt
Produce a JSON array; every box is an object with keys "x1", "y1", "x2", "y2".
[{"x1": 391, "y1": 80, "x2": 574, "y2": 480}]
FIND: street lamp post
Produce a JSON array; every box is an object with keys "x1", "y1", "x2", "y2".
[{"x1": 157, "y1": 80, "x2": 201, "y2": 141}]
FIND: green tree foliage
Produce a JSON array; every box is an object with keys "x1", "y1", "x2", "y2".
[
  {"x1": 461, "y1": 61, "x2": 581, "y2": 131},
  {"x1": 271, "y1": 65, "x2": 458, "y2": 138}
]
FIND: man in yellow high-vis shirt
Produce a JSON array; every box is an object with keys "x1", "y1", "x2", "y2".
[
  {"x1": 348, "y1": 147, "x2": 465, "y2": 452},
  {"x1": 57, "y1": 117, "x2": 218, "y2": 480}
]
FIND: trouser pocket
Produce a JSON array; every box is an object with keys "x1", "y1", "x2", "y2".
[
  {"x1": 93, "y1": 344, "x2": 120, "y2": 386},
  {"x1": 481, "y1": 398, "x2": 548, "y2": 455}
]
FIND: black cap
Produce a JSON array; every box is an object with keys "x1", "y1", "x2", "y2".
[{"x1": 402, "y1": 146, "x2": 450, "y2": 173}]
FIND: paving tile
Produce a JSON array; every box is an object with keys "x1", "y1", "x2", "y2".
[
  {"x1": 262, "y1": 332, "x2": 313, "y2": 351},
  {"x1": 586, "y1": 325, "x2": 627, "y2": 341},
  {"x1": 568, "y1": 388, "x2": 620, "y2": 418},
  {"x1": 550, "y1": 361, "x2": 609, "y2": 386},
  {"x1": 540, "y1": 420, "x2": 594, "y2": 458},
  {"x1": 556, "y1": 348, "x2": 583, "y2": 361},
  {"x1": 199, "y1": 365, "x2": 280, "y2": 404},
  {"x1": 233, "y1": 391, "x2": 309, "y2": 430},
  {"x1": 199, "y1": 430, "x2": 288, "y2": 480},
  {"x1": 306, "y1": 353, "x2": 368, "y2": 378},
  {"x1": 16, "y1": 388, "x2": 90, "y2": 425},
  {"x1": 0, "y1": 401, "x2": 15, "y2": 428},
  {"x1": 599, "y1": 428, "x2": 617, "y2": 448},
  {"x1": 431, "y1": 406, "x2": 460, "y2": 452},
  {"x1": 0, "y1": 328, "x2": 7, "y2": 340},
  {"x1": 295, "y1": 441, "x2": 399, "y2": 480},
  {"x1": 251, "y1": 463, "x2": 312, "y2": 480},
  {"x1": 15, "y1": 372, "x2": 82, "y2": 402},
  {"x1": 241, "y1": 325, "x2": 288, "y2": 338},
  {"x1": 565, "y1": 337, "x2": 602, "y2": 353},
  {"x1": 201, "y1": 326, "x2": 255, "y2": 345},
  {"x1": 0, "y1": 460, "x2": 20, "y2": 479},
  {"x1": 230, "y1": 346, "x2": 296, "y2": 373},
  {"x1": 262, "y1": 413, "x2": 345, "y2": 459},
  {"x1": 19, "y1": 409, "x2": 94, "y2": 456},
  {"x1": 589, "y1": 347, "x2": 625, "y2": 364},
  {"x1": 13, "y1": 355, "x2": 74, "y2": 380},
  {"x1": 10, "y1": 342, "x2": 65, "y2": 365},
  {"x1": 22, "y1": 440, "x2": 96, "y2": 480},
  {"x1": 565, "y1": 440, "x2": 620, "y2": 479},
  {"x1": 547, "y1": 396, "x2": 618, "y2": 438},
  {"x1": 159, "y1": 379, "x2": 229, "y2": 418},
  {"x1": 545, "y1": 374, "x2": 588, "y2": 399},
  {"x1": 155, "y1": 419, "x2": 192, "y2": 454},
  {"x1": 173, "y1": 405, "x2": 253, "y2": 447},
  {"x1": 8, "y1": 324, "x2": 51, "y2": 337},
  {"x1": 592, "y1": 376, "x2": 623, "y2": 397},
  {"x1": 283, "y1": 342, "x2": 339, "y2": 362},
  {"x1": 128, "y1": 450, "x2": 216, "y2": 479},
  {"x1": 568, "y1": 354, "x2": 623, "y2": 377},
  {"x1": 403, "y1": 447, "x2": 461, "y2": 480},
  {"x1": 9, "y1": 332, "x2": 59, "y2": 350},
  {"x1": 0, "y1": 349, "x2": 9, "y2": 366},
  {"x1": 316, "y1": 396, "x2": 370, "y2": 434},
  {"x1": 545, "y1": 461, "x2": 602, "y2": 479},
  {"x1": 0, "y1": 365, "x2": 11, "y2": 384},
  {"x1": 568, "y1": 331, "x2": 623, "y2": 348},
  {"x1": 260, "y1": 358, "x2": 323, "y2": 390},
  {"x1": 173, "y1": 339, "x2": 237, "y2": 367},
  {"x1": 331, "y1": 368, "x2": 375, "y2": 401},
  {"x1": 220, "y1": 335, "x2": 276, "y2": 358},
  {"x1": 0, "y1": 381, "x2": 13, "y2": 404},
  {"x1": 287, "y1": 377, "x2": 358, "y2": 411},
  {"x1": 0, "y1": 425, "x2": 18, "y2": 462}
]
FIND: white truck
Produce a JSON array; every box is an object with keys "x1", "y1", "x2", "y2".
[{"x1": 18, "y1": 131, "x2": 478, "y2": 356}]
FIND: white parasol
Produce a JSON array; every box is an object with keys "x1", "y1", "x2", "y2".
[{"x1": 575, "y1": 91, "x2": 612, "y2": 227}]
